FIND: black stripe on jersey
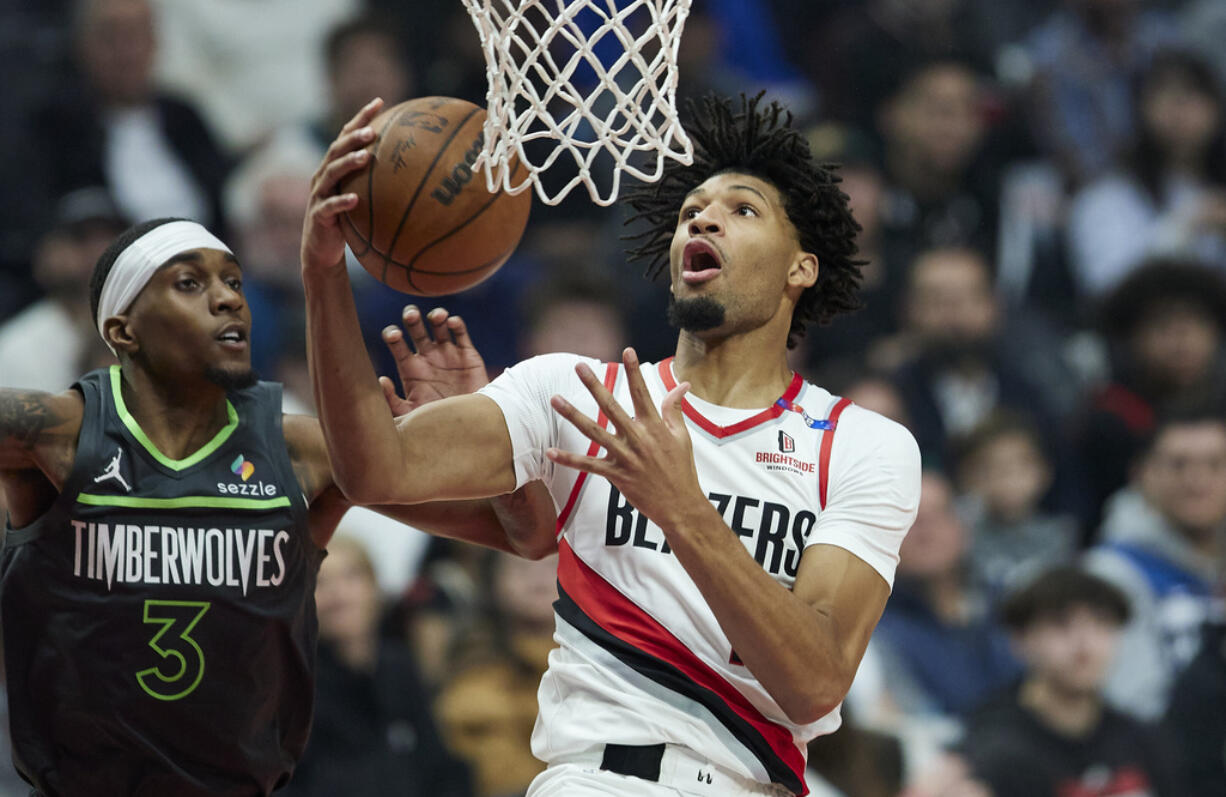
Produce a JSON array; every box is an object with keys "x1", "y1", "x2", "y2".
[{"x1": 554, "y1": 585, "x2": 805, "y2": 795}]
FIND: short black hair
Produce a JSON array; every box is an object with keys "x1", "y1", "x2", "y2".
[
  {"x1": 1098, "y1": 256, "x2": 1226, "y2": 342},
  {"x1": 1139, "y1": 400, "x2": 1226, "y2": 460},
  {"x1": 89, "y1": 217, "x2": 188, "y2": 330},
  {"x1": 1000, "y1": 566, "x2": 1131, "y2": 631},
  {"x1": 953, "y1": 409, "x2": 1049, "y2": 473},
  {"x1": 623, "y1": 93, "x2": 864, "y2": 348}
]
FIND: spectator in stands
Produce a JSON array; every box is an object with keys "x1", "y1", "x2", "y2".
[
  {"x1": 274, "y1": 14, "x2": 413, "y2": 159},
  {"x1": 794, "y1": 0, "x2": 1007, "y2": 130},
  {"x1": 25, "y1": 0, "x2": 230, "y2": 237},
  {"x1": 519, "y1": 273, "x2": 626, "y2": 362},
  {"x1": 852, "y1": 471, "x2": 1020, "y2": 764},
  {"x1": 435, "y1": 550, "x2": 558, "y2": 797},
  {"x1": 876, "y1": 60, "x2": 997, "y2": 273},
  {"x1": 841, "y1": 372, "x2": 911, "y2": 429},
  {"x1": 963, "y1": 566, "x2": 1181, "y2": 797},
  {"x1": 954, "y1": 411, "x2": 1077, "y2": 598},
  {"x1": 1023, "y1": 0, "x2": 1179, "y2": 185},
  {"x1": 802, "y1": 123, "x2": 903, "y2": 370},
  {"x1": 1087, "y1": 405, "x2": 1226, "y2": 720},
  {"x1": 889, "y1": 247, "x2": 1063, "y2": 468},
  {"x1": 0, "y1": 187, "x2": 126, "y2": 391},
  {"x1": 223, "y1": 136, "x2": 320, "y2": 379},
  {"x1": 1165, "y1": 614, "x2": 1226, "y2": 796},
  {"x1": 1069, "y1": 50, "x2": 1226, "y2": 297},
  {"x1": 1078, "y1": 258, "x2": 1226, "y2": 526},
  {"x1": 289, "y1": 535, "x2": 472, "y2": 797},
  {"x1": 152, "y1": 0, "x2": 358, "y2": 151}
]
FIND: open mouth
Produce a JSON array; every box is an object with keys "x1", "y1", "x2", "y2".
[
  {"x1": 682, "y1": 239, "x2": 722, "y2": 284},
  {"x1": 216, "y1": 325, "x2": 248, "y2": 348}
]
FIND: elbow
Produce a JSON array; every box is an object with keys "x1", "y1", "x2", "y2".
[
  {"x1": 513, "y1": 534, "x2": 559, "y2": 561},
  {"x1": 783, "y1": 677, "x2": 853, "y2": 726}
]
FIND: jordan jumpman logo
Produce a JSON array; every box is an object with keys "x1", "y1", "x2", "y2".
[{"x1": 93, "y1": 447, "x2": 132, "y2": 492}]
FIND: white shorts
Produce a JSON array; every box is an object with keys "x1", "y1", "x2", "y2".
[{"x1": 527, "y1": 746, "x2": 795, "y2": 797}]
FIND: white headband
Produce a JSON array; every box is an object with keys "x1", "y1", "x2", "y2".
[{"x1": 96, "y1": 221, "x2": 233, "y2": 353}]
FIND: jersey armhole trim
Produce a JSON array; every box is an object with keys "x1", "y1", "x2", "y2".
[
  {"x1": 818, "y1": 398, "x2": 853, "y2": 510},
  {"x1": 555, "y1": 362, "x2": 620, "y2": 539}
]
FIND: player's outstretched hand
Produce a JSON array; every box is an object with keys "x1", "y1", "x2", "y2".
[
  {"x1": 547, "y1": 348, "x2": 704, "y2": 531},
  {"x1": 379, "y1": 305, "x2": 489, "y2": 417},
  {"x1": 301, "y1": 96, "x2": 383, "y2": 277}
]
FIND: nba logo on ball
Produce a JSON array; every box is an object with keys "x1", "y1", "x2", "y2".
[{"x1": 778, "y1": 431, "x2": 795, "y2": 454}]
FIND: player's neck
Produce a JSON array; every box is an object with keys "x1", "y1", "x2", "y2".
[
  {"x1": 672, "y1": 325, "x2": 793, "y2": 409},
  {"x1": 118, "y1": 365, "x2": 232, "y2": 461}
]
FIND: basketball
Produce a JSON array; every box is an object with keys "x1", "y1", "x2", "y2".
[{"x1": 338, "y1": 96, "x2": 532, "y2": 296}]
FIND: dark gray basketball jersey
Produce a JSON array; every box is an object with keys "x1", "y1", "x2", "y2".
[{"x1": 0, "y1": 366, "x2": 322, "y2": 797}]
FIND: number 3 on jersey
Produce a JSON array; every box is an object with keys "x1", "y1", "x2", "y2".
[{"x1": 135, "y1": 600, "x2": 211, "y2": 701}]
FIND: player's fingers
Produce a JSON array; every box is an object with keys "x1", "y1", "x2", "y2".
[
  {"x1": 621, "y1": 348, "x2": 659, "y2": 423},
  {"x1": 401, "y1": 305, "x2": 431, "y2": 351},
  {"x1": 316, "y1": 127, "x2": 375, "y2": 184},
  {"x1": 427, "y1": 307, "x2": 453, "y2": 346},
  {"x1": 545, "y1": 447, "x2": 613, "y2": 478},
  {"x1": 378, "y1": 375, "x2": 399, "y2": 406},
  {"x1": 447, "y1": 315, "x2": 476, "y2": 350},
  {"x1": 315, "y1": 148, "x2": 370, "y2": 198},
  {"x1": 339, "y1": 97, "x2": 383, "y2": 136},
  {"x1": 550, "y1": 395, "x2": 619, "y2": 453},
  {"x1": 382, "y1": 324, "x2": 415, "y2": 369},
  {"x1": 574, "y1": 362, "x2": 635, "y2": 436},
  {"x1": 661, "y1": 381, "x2": 689, "y2": 433},
  {"x1": 311, "y1": 193, "x2": 358, "y2": 220}
]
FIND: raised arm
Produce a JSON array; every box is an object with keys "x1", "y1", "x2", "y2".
[{"x1": 299, "y1": 98, "x2": 517, "y2": 506}]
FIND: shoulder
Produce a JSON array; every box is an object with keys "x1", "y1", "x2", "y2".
[
  {"x1": 0, "y1": 386, "x2": 86, "y2": 474},
  {"x1": 831, "y1": 404, "x2": 921, "y2": 472}
]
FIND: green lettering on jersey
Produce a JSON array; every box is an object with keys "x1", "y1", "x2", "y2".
[{"x1": 135, "y1": 599, "x2": 210, "y2": 701}]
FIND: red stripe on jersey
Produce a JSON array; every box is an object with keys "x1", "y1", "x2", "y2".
[
  {"x1": 657, "y1": 358, "x2": 804, "y2": 439},
  {"x1": 555, "y1": 362, "x2": 620, "y2": 538},
  {"x1": 556, "y1": 539, "x2": 807, "y2": 787},
  {"x1": 818, "y1": 398, "x2": 852, "y2": 510}
]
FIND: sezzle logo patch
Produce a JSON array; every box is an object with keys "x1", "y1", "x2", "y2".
[
  {"x1": 231, "y1": 455, "x2": 255, "y2": 481},
  {"x1": 218, "y1": 454, "x2": 278, "y2": 496}
]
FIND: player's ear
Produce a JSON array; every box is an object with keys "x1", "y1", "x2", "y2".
[
  {"x1": 788, "y1": 252, "x2": 818, "y2": 290},
  {"x1": 103, "y1": 315, "x2": 138, "y2": 355}
]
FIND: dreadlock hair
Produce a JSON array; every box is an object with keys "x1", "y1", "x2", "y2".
[{"x1": 623, "y1": 93, "x2": 864, "y2": 348}]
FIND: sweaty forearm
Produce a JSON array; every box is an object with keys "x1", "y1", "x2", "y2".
[{"x1": 303, "y1": 264, "x2": 406, "y2": 504}]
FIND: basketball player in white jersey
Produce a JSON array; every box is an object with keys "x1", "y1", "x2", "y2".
[{"x1": 302, "y1": 94, "x2": 921, "y2": 797}]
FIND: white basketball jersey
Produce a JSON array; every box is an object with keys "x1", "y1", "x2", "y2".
[{"x1": 480, "y1": 354, "x2": 920, "y2": 796}]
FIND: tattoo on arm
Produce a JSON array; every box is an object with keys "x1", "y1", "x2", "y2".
[{"x1": 0, "y1": 392, "x2": 57, "y2": 449}]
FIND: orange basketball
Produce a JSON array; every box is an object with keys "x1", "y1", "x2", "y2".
[{"x1": 338, "y1": 97, "x2": 532, "y2": 296}]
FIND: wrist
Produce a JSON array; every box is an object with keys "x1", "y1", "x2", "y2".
[{"x1": 659, "y1": 494, "x2": 721, "y2": 543}]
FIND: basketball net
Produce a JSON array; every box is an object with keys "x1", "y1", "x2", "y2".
[{"x1": 463, "y1": 0, "x2": 694, "y2": 206}]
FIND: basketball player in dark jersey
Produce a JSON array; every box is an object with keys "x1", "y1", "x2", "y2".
[{"x1": 0, "y1": 217, "x2": 555, "y2": 796}]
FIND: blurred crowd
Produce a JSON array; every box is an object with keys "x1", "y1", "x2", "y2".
[{"x1": 1, "y1": 0, "x2": 1225, "y2": 795}]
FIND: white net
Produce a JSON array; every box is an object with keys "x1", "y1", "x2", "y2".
[{"x1": 462, "y1": 0, "x2": 694, "y2": 206}]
